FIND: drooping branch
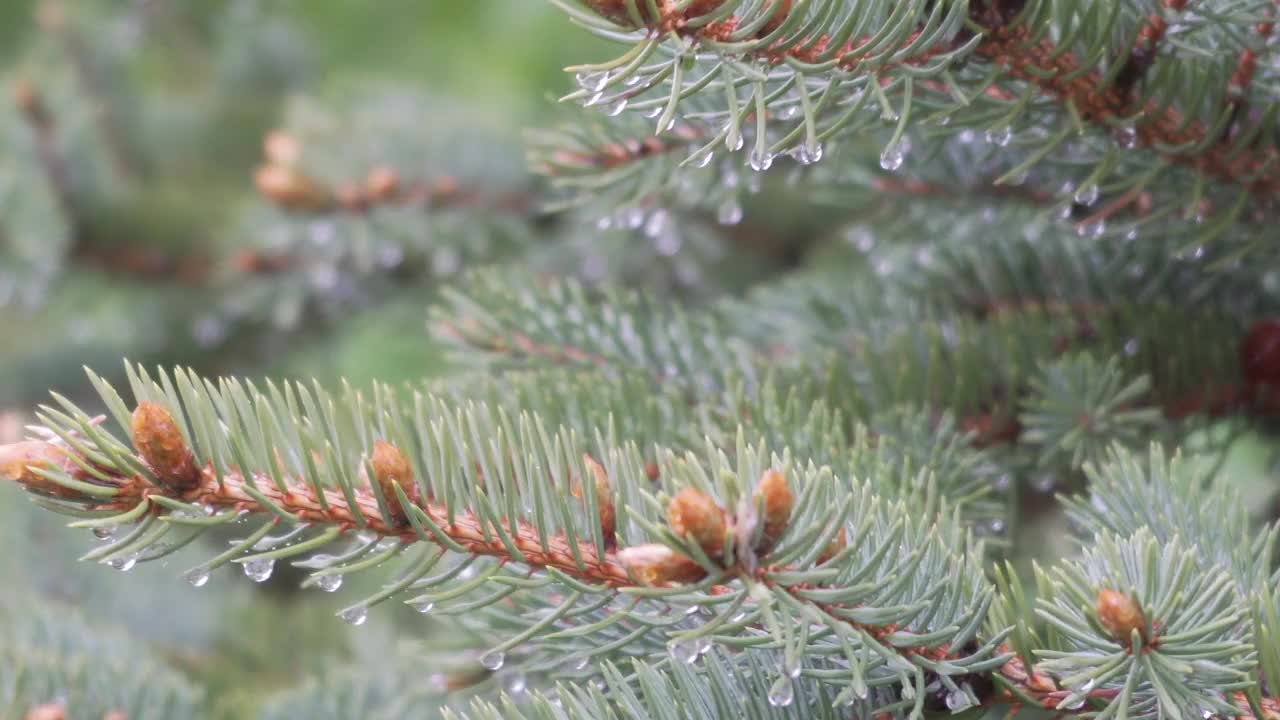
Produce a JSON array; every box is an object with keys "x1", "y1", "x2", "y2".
[{"x1": 580, "y1": 1, "x2": 1280, "y2": 199}]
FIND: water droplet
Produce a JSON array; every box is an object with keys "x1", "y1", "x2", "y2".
[
  {"x1": 797, "y1": 143, "x2": 823, "y2": 165},
  {"x1": 339, "y1": 605, "x2": 368, "y2": 626},
  {"x1": 987, "y1": 519, "x2": 1007, "y2": 536},
  {"x1": 607, "y1": 99, "x2": 628, "y2": 117},
  {"x1": 242, "y1": 558, "x2": 275, "y2": 583},
  {"x1": 993, "y1": 473, "x2": 1011, "y2": 492},
  {"x1": 409, "y1": 597, "x2": 435, "y2": 614},
  {"x1": 986, "y1": 126, "x2": 1012, "y2": 147},
  {"x1": 1061, "y1": 694, "x2": 1086, "y2": 710},
  {"x1": 572, "y1": 656, "x2": 590, "y2": 671},
  {"x1": 957, "y1": 129, "x2": 976, "y2": 144},
  {"x1": 576, "y1": 71, "x2": 608, "y2": 93},
  {"x1": 879, "y1": 142, "x2": 905, "y2": 171},
  {"x1": 725, "y1": 132, "x2": 744, "y2": 152},
  {"x1": 748, "y1": 148, "x2": 774, "y2": 172},
  {"x1": 1117, "y1": 126, "x2": 1137, "y2": 148},
  {"x1": 644, "y1": 106, "x2": 662, "y2": 119},
  {"x1": 684, "y1": 605, "x2": 701, "y2": 616},
  {"x1": 767, "y1": 676, "x2": 795, "y2": 707},
  {"x1": 108, "y1": 555, "x2": 138, "y2": 572},
  {"x1": 1032, "y1": 474, "x2": 1056, "y2": 493},
  {"x1": 779, "y1": 105, "x2": 799, "y2": 120},
  {"x1": 1073, "y1": 184, "x2": 1099, "y2": 206},
  {"x1": 786, "y1": 661, "x2": 802, "y2": 678},
  {"x1": 668, "y1": 639, "x2": 699, "y2": 665},
  {"x1": 585, "y1": 91, "x2": 604, "y2": 107},
  {"x1": 93, "y1": 525, "x2": 117, "y2": 541},
  {"x1": 1202, "y1": 710, "x2": 1214, "y2": 719},
  {"x1": 504, "y1": 672, "x2": 527, "y2": 695},
  {"x1": 184, "y1": 567, "x2": 211, "y2": 588},
  {"x1": 946, "y1": 689, "x2": 972, "y2": 712},
  {"x1": 653, "y1": 229, "x2": 682, "y2": 256},
  {"x1": 316, "y1": 574, "x2": 343, "y2": 592},
  {"x1": 717, "y1": 198, "x2": 743, "y2": 226},
  {"x1": 1124, "y1": 337, "x2": 1140, "y2": 356},
  {"x1": 480, "y1": 650, "x2": 506, "y2": 671},
  {"x1": 623, "y1": 207, "x2": 646, "y2": 230},
  {"x1": 1078, "y1": 219, "x2": 1106, "y2": 238},
  {"x1": 595, "y1": 215, "x2": 614, "y2": 231},
  {"x1": 644, "y1": 210, "x2": 670, "y2": 239},
  {"x1": 692, "y1": 151, "x2": 715, "y2": 168},
  {"x1": 1124, "y1": 227, "x2": 1139, "y2": 241}
]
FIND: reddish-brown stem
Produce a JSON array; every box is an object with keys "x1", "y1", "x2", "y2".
[{"x1": 1, "y1": 436, "x2": 1278, "y2": 718}]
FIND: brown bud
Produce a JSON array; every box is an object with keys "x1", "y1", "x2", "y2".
[
  {"x1": 582, "y1": 454, "x2": 616, "y2": 546},
  {"x1": 365, "y1": 165, "x2": 401, "y2": 202},
  {"x1": 0, "y1": 440, "x2": 82, "y2": 498},
  {"x1": 13, "y1": 79, "x2": 43, "y2": 119},
  {"x1": 262, "y1": 130, "x2": 301, "y2": 166},
  {"x1": 25, "y1": 704, "x2": 65, "y2": 720},
  {"x1": 371, "y1": 440, "x2": 415, "y2": 522},
  {"x1": 618, "y1": 543, "x2": 706, "y2": 585},
  {"x1": 131, "y1": 402, "x2": 200, "y2": 490},
  {"x1": 816, "y1": 525, "x2": 847, "y2": 564},
  {"x1": 754, "y1": 468, "x2": 793, "y2": 551},
  {"x1": 1096, "y1": 589, "x2": 1146, "y2": 643},
  {"x1": 253, "y1": 164, "x2": 333, "y2": 212},
  {"x1": 667, "y1": 488, "x2": 726, "y2": 558}
]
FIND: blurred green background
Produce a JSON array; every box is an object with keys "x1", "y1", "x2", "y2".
[{"x1": 0, "y1": 3, "x2": 617, "y2": 717}]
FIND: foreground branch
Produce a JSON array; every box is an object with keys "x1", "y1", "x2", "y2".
[{"x1": 2, "y1": 436, "x2": 1277, "y2": 718}]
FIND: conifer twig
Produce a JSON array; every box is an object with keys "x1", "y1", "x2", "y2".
[{"x1": 2, "y1": 435, "x2": 1278, "y2": 718}]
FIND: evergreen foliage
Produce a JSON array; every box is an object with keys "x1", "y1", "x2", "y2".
[{"x1": 3, "y1": 1, "x2": 1280, "y2": 718}]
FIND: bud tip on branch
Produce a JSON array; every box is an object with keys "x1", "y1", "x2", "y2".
[
  {"x1": 370, "y1": 439, "x2": 415, "y2": 522},
  {"x1": 667, "y1": 487, "x2": 726, "y2": 558},
  {"x1": 754, "y1": 468, "x2": 793, "y2": 551},
  {"x1": 618, "y1": 543, "x2": 706, "y2": 586},
  {"x1": 1096, "y1": 588, "x2": 1146, "y2": 643},
  {"x1": 131, "y1": 402, "x2": 200, "y2": 490}
]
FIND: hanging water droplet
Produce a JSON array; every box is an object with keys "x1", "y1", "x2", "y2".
[
  {"x1": 986, "y1": 126, "x2": 1012, "y2": 147},
  {"x1": 1061, "y1": 694, "x2": 1086, "y2": 710},
  {"x1": 1077, "y1": 219, "x2": 1106, "y2": 238},
  {"x1": 797, "y1": 142, "x2": 823, "y2": 165},
  {"x1": 595, "y1": 215, "x2": 614, "y2": 231},
  {"x1": 1117, "y1": 125, "x2": 1137, "y2": 148},
  {"x1": 717, "y1": 198, "x2": 743, "y2": 226},
  {"x1": 1073, "y1": 183, "x2": 1099, "y2": 206},
  {"x1": 986, "y1": 519, "x2": 1007, "y2": 536},
  {"x1": 242, "y1": 558, "x2": 275, "y2": 583},
  {"x1": 339, "y1": 605, "x2": 368, "y2": 626},
  {"x1": 644, "y1": 210, "x2": 671, "y2": 239},
  {"x1": 575, "y1": 71, "x2": 608, "y2": 93},
  {"x1": 573, "y1": 656, "x2": 590, "y2": 671},
  {"x1": 504, "y1": 672, "x2": 527, "y2": 696},
  {"x1": 108, "y1": 555, "x2": 138, "y2": 572},
  {"x1": 585, "y1": 91, "x2": 604, "y2": 107},
  {"x1": 184, "y1": 566, "x2": 211, "y2": 588},
  {"x1": 1124, "y1": 227, "x2": 1139, "y2": 241},
  {"x1": 879, "y1": 141, "x2": 905, "y2": 171},
  {"x1": 316, "y1": 574, "x2": 343, "y2": 592},
  {"x1": 607, "y1": 99, "x2": 628, "y2": 117},
  {"x1": 748, "y1": 148, "x2": 773, "y2": 172},
  {"x1": 767, "y1": 676, "x2": 795, "y2": 707},
  {"x1": 725, "y1": 132, "x2": 745, "y2": 152},
  {"x1": 945, "y1": 689, "x2": 972, "y2": 712},
  {"x1": 1201, "y1": 710, "x2": 1214, "y2": 719},
  {"x1": 480, "y1": 650, "x2": 506, "y2": 671},
  {"x1": 692, "y1": 151, "x2": 715, "y2": 169},
  {"x1": 1124, "y1": 337, "x2": 1140, "y2": 356},
  {"x1": 957, "y1": 129, "x2": 976, "y2": 144},
  {"x1": 408, "y1": 597, "x2": 435, "y2": 614},
  {"x1": 695, "y1": 637, "x2": 713, "y2": 655},
  {"x1": 786, "y1": 661, "x2": 802, "y2": 678},
  {"x1": 93, "y1": 525, "x2": 117, "y2": 541},
  {"x1": 779, "y1": 104, "x2": 799, "y2": 120},
  {"x1": 668, "y1": 639, "x2": 699, "y2": 665},
  {"x1": 623, "y1": 207, "x2": 646, "y2": 230}
]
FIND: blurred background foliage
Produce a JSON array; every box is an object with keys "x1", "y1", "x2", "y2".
[{"x1": 0, "y1": 2, "x2": 614, "y2": 718}]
